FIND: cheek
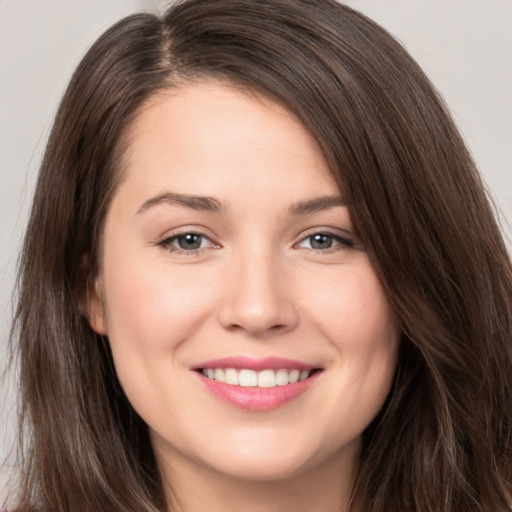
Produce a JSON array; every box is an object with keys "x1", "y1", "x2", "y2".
[
  {"x1": 99, "y1": 257, "x2": 218, "y2": 419},
  {"x1": 101, "y1": 254, "x2": 218, "y2": 357},
  {"x1": 303, "y1": 264, "x2": 398, "y2": 353},
  {"x1": 307, "y1": 264, "x2": 399, "y2": 408},
  {"x1": 304, "y1": 267, "x2": 399, "y2": 440}
]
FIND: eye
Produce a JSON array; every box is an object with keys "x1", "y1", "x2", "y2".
[
  {"x1": 297, "y1": 232, "x2": 354, "y2": 251},
  {"x1": 158, "y1": 232, "x2": 217, "y2": 253}
]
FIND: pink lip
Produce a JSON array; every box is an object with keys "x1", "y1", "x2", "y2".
[
  {"x1": 197, "y1": 371, "x2": 320, "y2": 411},
  {"x1": 192, "y1": 356, "x2": 317, "y2": 371},
  {"x1": 192, "y1": 356, "x2": 322, "y2": 411}
]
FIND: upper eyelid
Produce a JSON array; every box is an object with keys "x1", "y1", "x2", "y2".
[
  {"x1": 156, "y1": 233, "x2": 218, "y2": 257},
  {"x1": 295, "y1": 226, "x2": 354, "y2": 241},
  {"x1": 160, "y1": 231, "x2": 216, "y2": 247},
  {"x1": 296, "y1": 232, "x2": 354, "y2": 247},
  {"x1": 157, "y1": 226, "x2": 216, "y2": 242}
]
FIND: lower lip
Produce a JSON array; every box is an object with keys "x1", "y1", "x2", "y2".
[{"x1": 197, "y1": 371, "x2": 320, "y2": 411}]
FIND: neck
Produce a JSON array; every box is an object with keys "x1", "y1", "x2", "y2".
[{"x1": 157, "y1": 445, "x2": 359, "y2": 512}]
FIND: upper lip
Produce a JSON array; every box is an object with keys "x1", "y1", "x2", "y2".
[{"x1": 192, "y1": 356, "x2": 320, "y2": 372}]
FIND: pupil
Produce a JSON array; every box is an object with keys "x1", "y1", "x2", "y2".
[
  {"x1": 311, "y1": 234, "x2": 332, "y2": 249},
  {"x1": 178, "y1": 234, "x2": 201, "y2": 250}
]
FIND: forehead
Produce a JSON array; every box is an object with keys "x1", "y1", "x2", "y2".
[{"x1": 115, "y1": 81, "x2": 340, "y2": 209}]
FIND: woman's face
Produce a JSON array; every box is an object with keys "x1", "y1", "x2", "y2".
[{"x1": 88, "y1": 82, "x2": 400, "y2": 483}]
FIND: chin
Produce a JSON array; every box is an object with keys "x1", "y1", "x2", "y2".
[{"x1": 190, "y1": 431, "x2": 360, "y2": 484}]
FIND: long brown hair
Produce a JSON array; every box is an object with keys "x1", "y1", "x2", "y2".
[{"x1": 9, "y1": 1, "x2": 512, "y2": 510}]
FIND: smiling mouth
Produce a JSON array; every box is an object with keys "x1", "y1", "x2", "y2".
[
  {"x1": 193, "y1": 356, "x2": 323, "y2": 410},
  {"x1": 197, "y1": 367, "x2": 322, "y2": 388}
]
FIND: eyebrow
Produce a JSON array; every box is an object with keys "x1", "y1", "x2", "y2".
[
  {"x1": 136, "y1": 192, "x2": 223, "y2": 214},
  {"x1": 288, "y1": 195, "x2": 348, "y2": 215},
  {"x1": 136, "y1": 192, "x2": 347, "y2": 216}
]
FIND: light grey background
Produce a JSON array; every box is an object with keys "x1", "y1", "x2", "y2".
[{"x1": 1, "y1": 0, "x2": 511, "y2": 494}]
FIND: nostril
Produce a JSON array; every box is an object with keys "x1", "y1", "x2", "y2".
[{"x1": 269, "y1": 323, "x2": 287, "y2": 331}]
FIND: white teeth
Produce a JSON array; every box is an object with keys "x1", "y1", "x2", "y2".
[
  {"x1": 258, "y1": 369, "x2": 276, "y2": 388},
  {"x1": 288, "y1": 369, "x2": 300, "y2": 384},
  {"x1": 238, "y1": 369, "x2": 257, "y2": 387},
  {"x1": 201, "y1": 367, "x2": 313, "y2": 387},
  {"x1": 275, "y1": 369, "x2": 289, "y2": 386},
  {"x1": 299, "y1": 370, "x2": 310, "y2": 381},
  {"x1": 224, "y1": 368, "x2": 239, "y2": 385}
]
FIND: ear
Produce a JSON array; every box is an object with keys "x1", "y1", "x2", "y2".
[
  {"x1": 78, "y1": 255, "x2": 108, "y2": 335},
  {"x1": 85, "y1": 277, "x2": 108, "y2": 335}
]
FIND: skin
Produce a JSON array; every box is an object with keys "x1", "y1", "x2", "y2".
[{"x1": 87, "y1": 82, "x2": 400, "y2": 512}]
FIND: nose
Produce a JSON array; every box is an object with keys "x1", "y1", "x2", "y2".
[{"x1": 217, "y1": 250, "x2": 299, "y2": 337}]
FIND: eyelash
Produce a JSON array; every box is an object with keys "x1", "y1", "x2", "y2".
[
  {"x1": 157, "y1": 231, "x2": 217, "y2": 255},
  {"x1": 296, "y1": 232, "x2": 355, "y2": 252},
  {"x1": 157, "y1": 230, "x2": 355, "y2": 255}
]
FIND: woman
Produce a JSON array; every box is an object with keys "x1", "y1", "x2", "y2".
[{"x1": 7, "y1": 0, "x2": 512, "y2": 510}]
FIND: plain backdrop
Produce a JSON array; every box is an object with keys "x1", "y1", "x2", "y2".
[{"x1": 1, "y1": 0, "x2": 511, "y2": 492}]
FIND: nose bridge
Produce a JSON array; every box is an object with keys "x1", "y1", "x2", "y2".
[{"x1": 218, "y1": 241, "x2": 297, "y2": 336}]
